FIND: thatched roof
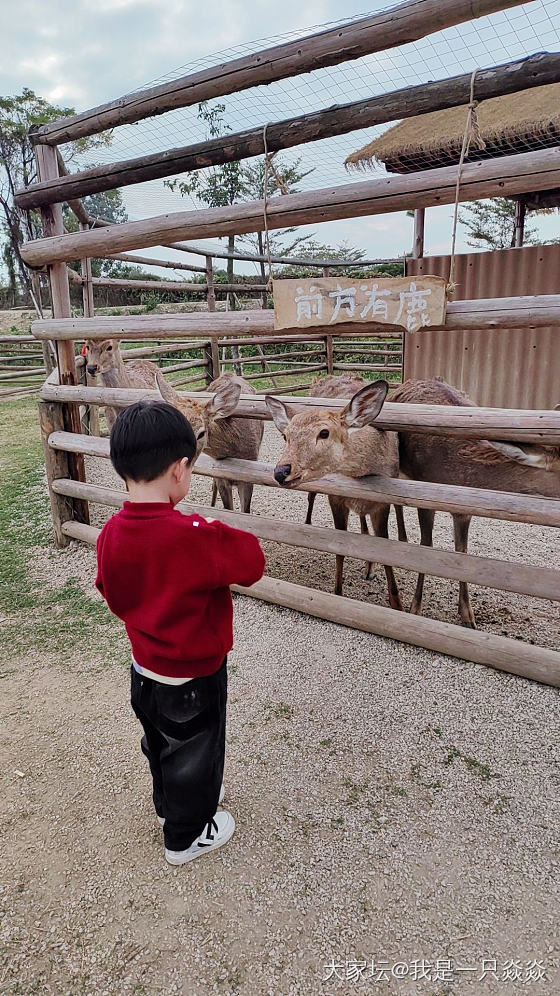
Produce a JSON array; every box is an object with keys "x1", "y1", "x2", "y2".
[{"x1": 345, "y1": 83, "x2": 560, "y2": 182}]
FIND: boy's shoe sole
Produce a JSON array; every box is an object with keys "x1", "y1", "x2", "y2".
[
  {"x1": 165, "y1": 810, "x2": 235, "y2": 865},
  {"x1": 157, "y1": 783, "x2": 225, "y2": 827}
]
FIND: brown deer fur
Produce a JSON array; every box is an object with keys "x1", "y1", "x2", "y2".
[
  {"x1": 86, "y1": 338, "x2": 159, "y2": 430},
  {"x1": 266, "y1": 381, "x2": 403, "y2": 608},
  {"x1": 305, "y1": 374, "x2": 368, "y2": 527},
  {"x1": 157, "y1": 370, "x2": 263, "y2": 512},
  {"x1": 389, "y1": 378, "x2": 560, "y2": 627}
]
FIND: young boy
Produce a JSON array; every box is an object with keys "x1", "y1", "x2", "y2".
[{"x1": 95, "y1": 400, "x2": 265, "y2": 865}]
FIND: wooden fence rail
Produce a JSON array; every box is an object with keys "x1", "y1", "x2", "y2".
[
  {"x1": 42, "y1": 469, "x2": 560, "y2": 689},
  {"x1": 46, "y1": 431, "x2": 560, "y2": 527},
  {"x1": 39, "y1": 383, "x2": 560, "y2": 445},
  {"x1": 30, "y1": 296, "x2": 560, "y2": 338},
  {"x1": 29, "y1": 0, "x2": 527, "y2": 145},
  {"x1": 20, "y1": 149, "x2": 560, "y2": 267}
]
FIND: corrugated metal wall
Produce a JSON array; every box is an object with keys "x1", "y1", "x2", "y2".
[{"x1": 405, "y1": 245, "x2": 560, "y2": 409}]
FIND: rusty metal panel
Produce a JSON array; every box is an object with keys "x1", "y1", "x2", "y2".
[{"x1": 405, "y1": 245, "x2": 560, "y2": 409}]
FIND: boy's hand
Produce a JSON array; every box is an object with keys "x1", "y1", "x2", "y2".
[{"x1": 204, "y1": 517, "x2": 216, "y2": 523}]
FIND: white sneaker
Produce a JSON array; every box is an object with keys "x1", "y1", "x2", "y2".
[
  {"x1": 157, "y1": 783, "x2": 225, "y2": 827},
  {"x1": 165, "y1": 810, "x2": 235, "y2": 865}
]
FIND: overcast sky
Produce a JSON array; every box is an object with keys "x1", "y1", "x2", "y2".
[{"x1": 2, "y1": 0, "x2": 560, "y2": 273}]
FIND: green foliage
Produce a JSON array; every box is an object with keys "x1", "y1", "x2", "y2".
[
  {"x1": 0, "y1": 399, "x2": 123, "y2": 670},
  {"x1": 0, "y1": 89, "x2": 111, "y2": 299},
  {"x1": 459, "y1": 198, "x2": 538, "y2": 250},
  {"x1": 273, "y1": 240, "x2": 406, "y2": 279},
  {"x1": 165, "y1": 102, "x2": 319, "y2": 275},
  {"x1": 141, "y1": 291, "x2": 161, "y2": 312}
]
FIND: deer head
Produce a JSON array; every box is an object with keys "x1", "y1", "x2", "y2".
[
  {"x1": 266, "y1": 380, "x2": 390, "y2": 487},
  {"x1": 85, "y1": 338, "x2": 121, "y2": 377},
  {"x1": 155, "y1": 369, "x2": 241, "y2": 460}
]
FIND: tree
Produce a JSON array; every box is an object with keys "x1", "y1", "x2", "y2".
[
  {"x1": 0, "y1": 88, "x2": 110, "y2": 306},
  {"x1": 165, "y1": 102, "x2": 249, "y2": 296},
  {"x1": 273, "y1": 240, "x2": 406, "y2": 279},
  {"x1": 64, "y1": 189, "x2": 129, "y2": 276},
  {"x1": 165, "y1": 102, "x2": 314, "y2": 304},
  {"x1": 459, "y1": 197, "x2": 538, "y2": 250}
]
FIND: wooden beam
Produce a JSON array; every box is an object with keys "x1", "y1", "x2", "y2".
[
  {"x1": 51, "y1": 477, "x2": 560, "y2": 601},
  {"x1": 413, "y1": 207, "x2": 425, "y2": 258},
  {"x1": 30, "y1": 294, "x2": 560, "y2": 339},
  {"x1": 17, "y1": 52, "x2": 559, "y2": 208},
  {"x1": 90, "y1": 276, "x2": 267, "y2": 293},
  {"x1": 46, "y1": 432, "x2": 560, "y2": 526},
  {"x1": 29, "y1": 0, "x2": 530, "y2": 146},
  {"x1": 236, "y1": 577, "x2": 560, "y2": 688},
  {"x1": 20, "y1": 148, "x2": 560, "y2": 267},
  {"x1": 34, "y1": 144, "x2": 89, "y2": 529},
  {"x1": 514, "y1": 198, "x2": 526, "y2": 248},
  {"x1": 102, "y1": 251, "x2": 207, "y2": 274},
  {"x1": 37, "y1": 382, "x2": 560, "y2": 444},
  {"x1": 59, "y1": 517, "x2": 560, "y2": 688},
  {"x1": 167, "y1": 242, "x2": 404, "y2": 269}
]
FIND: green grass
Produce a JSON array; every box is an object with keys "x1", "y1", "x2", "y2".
[{"x1": 0, "y1": 399, "x2": 124, "y2": 672}]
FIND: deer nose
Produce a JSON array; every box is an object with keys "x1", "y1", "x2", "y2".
[
  {"x1": 274, "y1": 464, "x2": 291, "y2": 485},
  {"x1": 87, "y1": 364, "x2": 98, "y2": 376}
]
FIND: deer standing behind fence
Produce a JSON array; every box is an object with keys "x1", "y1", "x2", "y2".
[
  {"x1": 157, "y1": 370, "x2": 263, "y2": 512},
  {"x1": 86, "y1": 339, "x2": 159, "y2": 430},
  {"x1": 390, "y1": 378, "x2": 560, "y2": 628},
  {"x1": 266, "y1": 380, "x2": 403, "y2": 609}
]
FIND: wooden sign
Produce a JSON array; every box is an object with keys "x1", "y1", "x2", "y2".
[{"x1": 273, "y1": 276, "x2": 447, "y2": 333}]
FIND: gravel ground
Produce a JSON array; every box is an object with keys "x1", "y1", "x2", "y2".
[{"x1": 1, "y1": 424, "x2": 559, "y2": 995}]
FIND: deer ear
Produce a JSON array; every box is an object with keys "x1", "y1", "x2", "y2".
[
  {"x1": 265, "y1": 395, "x2": 291, "y2": 435},
  {"x1": 487, "y1": 440, "x2": 547, "y2": 468},
  {"x1": 155, "y1": 369, "x2": 181, "y2": 406},
  {"x1": 207, "y1": 378, "x2": 241, "y2": 420},
  {"x1": 554, "y1": 404, "x2": 560, "y2": 411},
  {"x1": 341, "y1": 380, "x2": 389, "y2": 428}
]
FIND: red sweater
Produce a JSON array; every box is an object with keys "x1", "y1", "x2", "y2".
[{"x1": 95, "y1": 501, "x2": 265, "y2": 680}]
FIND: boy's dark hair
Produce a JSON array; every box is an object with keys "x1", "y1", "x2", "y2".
[{"x1": 110, "y1": 401, "x2": 196, "y2": 482}]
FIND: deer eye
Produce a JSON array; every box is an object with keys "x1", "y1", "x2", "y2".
[
  {"x1": 196, "y1": 429, "x2": 206, "y2": 440},
  {"x1": 317, "y1": 428, "x2": 330, "y2": 440},
  {"x1": 106, "y1": 344, "x2": 113, "y2": 352}
]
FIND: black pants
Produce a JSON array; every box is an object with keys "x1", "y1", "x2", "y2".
[{"x1": 130, "y1": 659, "x2": 227, "y2": 852}]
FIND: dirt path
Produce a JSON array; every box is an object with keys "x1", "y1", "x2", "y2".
[{"x1": 0, "y1": 411, "x2": 559, "y2": 995}]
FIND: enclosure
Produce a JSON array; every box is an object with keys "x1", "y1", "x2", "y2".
[
  {"x1": 3, "y1": 1, "x2": 560, "y2": 992},
  {"x1": 11, "y1": 0, "x2": 560, "y2": 690}
]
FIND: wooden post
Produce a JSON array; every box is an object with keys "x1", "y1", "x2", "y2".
[
  {"x1": 34, "y1": 143, "x2": 89, "y2": 528},
  {"x1": 325, "y1": 334, "x2": 334, "y2": 374},
  {"x1": 514, "y1": 198, "x2": 526, "y2": 248},
  {"x1": 39, "y1": 401, "x2": 76, "y2": 547},
  {"x1": 322, "y1": 266, "x2": 331, "y2": 278},
  {"x1": 205, "y1": 255, "x2": 216, "y2": 312},
  {"x1": 413, "y1": 207, "x2": 425, "y2": 258},
  {"x1": 80, "y1": 226, "x2": 100, "y2": 436},
  {"x1": 210, "y1": 338, "x2": 220, "y2": 380},
  {"x1": 203, "y1": 342, "x2": 218, "y2": 386}
]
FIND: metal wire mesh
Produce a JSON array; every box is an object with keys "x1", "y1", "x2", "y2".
[{"x1": 59, "y1": 0, "x2": 560, "y2": 246}]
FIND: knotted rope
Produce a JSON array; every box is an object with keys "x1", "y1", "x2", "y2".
[
  {"x1": 262, "y1": 123, "x2": 291, "y2": 293},
  {"x1": 447, "y1": 69, "x2": 486, "y2": 294}
]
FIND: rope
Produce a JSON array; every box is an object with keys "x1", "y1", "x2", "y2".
[
  {"x1": 262, "y1": 123, "x2": 274, "y2": 293},
  {"x1": 447, "y1": 69, "x2": 486, "y2": 294}
]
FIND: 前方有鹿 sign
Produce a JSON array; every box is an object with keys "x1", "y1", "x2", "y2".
[{"x1": 274, "y1": 276, "x2": 447, "y2": 332}]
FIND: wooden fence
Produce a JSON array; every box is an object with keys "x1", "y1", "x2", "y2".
[{"x1": 14, "y1": 0, "x2": 560, "y2": 687}]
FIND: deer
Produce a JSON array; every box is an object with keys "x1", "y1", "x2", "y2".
[
  {"x1": 156, "y1": 370, "x2": 263, "y2": 512},
  {"x1": 389, "y1": 378, "x2": 560, "y2": 628},
  {"x1": 85, "y1": 339, "x2": 159, "y2": 431},
  {"x1": 266, "y1": 380, "x2": 403, "y2": 609},
  {"x1": 304, "y1": 374, "x2": 368, "y2": 527}
]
